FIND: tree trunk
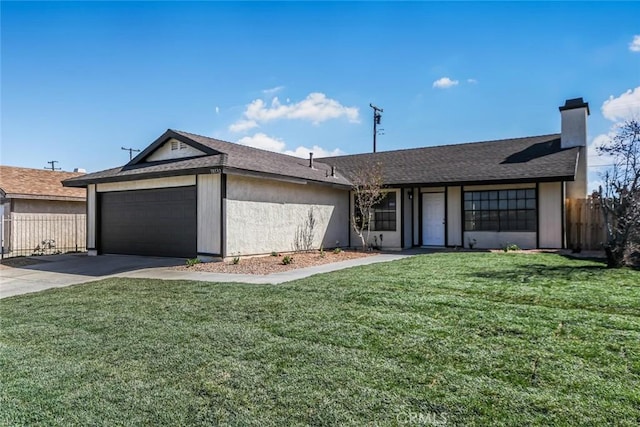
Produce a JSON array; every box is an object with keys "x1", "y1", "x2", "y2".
[{"x1": 604, "y1": 245, "x2": 625, "y2": 268}]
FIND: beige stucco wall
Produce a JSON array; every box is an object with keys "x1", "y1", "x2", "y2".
[
  {"x1": 146, "y1": 138, "x2": 205, "y2": 162},
  {"x1": 12, "y1": 199, "x2": 85, "y2": 214},
  {"x1": 96, "y1": 175, "x2": 196, "y2": 192},
  {"x1": 402, "y1": 189, "x2": 413, "y2": 248},
  {"x1": 538, "y1": 182, "x2": 563, "y2": 248},
  {"x1": 464, "y1": 231, "x2": 537, "y2": 249},
  {"x1": 566, "y1": 149, "x2": 587, "y2": 199},
  {"x1": 87, "y1": 184, "x2": 96, "y2": 250},
  {"x1": 349, "y1": 188, "x2": 402, "y2": 250},
  {"x1": 447, "y1": 186, "x2": 462, "y2": 247},
  {"x1": 197, "y1": 174, "x2": 221, "y2": 255},
  {"x1": 225, "y1": 175, "x2": 349, "y2": 256}
]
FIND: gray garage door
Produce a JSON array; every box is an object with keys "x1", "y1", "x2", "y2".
[{"x1": 99, "y1": 186, "x2": 197, "y2": 257}]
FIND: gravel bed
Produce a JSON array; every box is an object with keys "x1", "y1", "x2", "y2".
[{"x1": 175, "y1": 250, "x2": 375, "y2": 275}]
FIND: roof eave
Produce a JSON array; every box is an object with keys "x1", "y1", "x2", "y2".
[
  {"x1": 62, "y1": 167, "x2": 221, "y2": 187},
  {"x1": 2, "y1": 193, "x2": 86, "y2": 202},
  {"x1": 384, "y1": 174, "x2": 576, "y2": 188},
  {"x1": 223, "y1": 167, "x2": 353, "y2": 189}
]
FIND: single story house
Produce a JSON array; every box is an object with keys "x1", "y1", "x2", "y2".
[
  {"x1": 1, "y1": 166, "x2": 86, "y2": 256},
  {"x1": 63, "y1": 98, "x2": 589, "y2": 259}
]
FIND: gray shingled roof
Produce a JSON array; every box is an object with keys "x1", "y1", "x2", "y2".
[
  {"x1": 64, "y1": 130, "x2": 351, "y2": 188},
  {"x1": 64, "y1": 131, "x2": 579, "y2": 189},
  {"x1": 320, "y1": 134, "x2": 579, "y2": 186}
]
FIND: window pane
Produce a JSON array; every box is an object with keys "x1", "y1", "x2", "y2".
[
  {"x1": 464, "y1": 192, "x2": 472, "y2": 201},
  {"x1": 526, "y1": 199, "x2": 536, "y2": 209},
  {"x1": 526, "y1": 189, "x2": 536, "y2": 198}
]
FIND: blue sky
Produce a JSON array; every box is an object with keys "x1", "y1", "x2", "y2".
[{"x1": 2, "y1": 1, "x2": 639, "y2": 192}]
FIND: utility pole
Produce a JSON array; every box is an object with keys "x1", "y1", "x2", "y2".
[
  {"x1": 370, "y1": 103, "x2": 383, "y2": 153},
  {"x1": 121, "y1": 147, "x2": 141, "y2": 160},
  {"x1": 45, "y1": 161, "x2": 61, "y2": 171}
]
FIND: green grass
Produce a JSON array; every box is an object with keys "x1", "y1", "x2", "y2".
[{"x1": 1, "y1": 253, "x2": 639, "y2": 426}]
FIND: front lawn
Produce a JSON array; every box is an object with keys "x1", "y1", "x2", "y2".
[{"x1": 1, "y1": 253, "x2": 639, "y2": 426}]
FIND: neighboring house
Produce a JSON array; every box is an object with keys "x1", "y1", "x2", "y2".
[
  {"x1": 1, "y1": 166, "x2": 86, "y2": 256},
  {"x1": 63, "y1": 98, "x2": 589, "y2": 259}
]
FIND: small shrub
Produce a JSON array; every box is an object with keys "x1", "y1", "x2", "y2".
[
  {"x1": 282, "y1": 255, "x2": 293, "y2": 265},
  {"x1": 232, "y1": 256, "x2": 240, "y2": 265},
  {"x1": 319, "y1": 245, "x2": 325, "y2": 258},
  {"x1": 271, "y1": 251, "x2": 279, "y2": 257},
  {"x1": 185, "y1": 258, "x2": 201, "y2": 268},
  {"x1": 333, "y1": 247, "x2": 342, "y2": 254},
  {"x1": 503, "y1": 243, "x2": 520, "y2": 252}
]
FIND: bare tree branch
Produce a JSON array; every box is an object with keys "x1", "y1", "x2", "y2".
[{"x1": 596, "y1": 120, "x2": 640, "y2": 267}]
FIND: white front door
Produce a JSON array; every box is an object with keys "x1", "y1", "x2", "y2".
[{"x1": 422, "y1": 192, "x2": 445, "y2": 246}]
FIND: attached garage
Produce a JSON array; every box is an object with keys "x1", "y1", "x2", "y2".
[{"x1": 98, "y1": 186, "x2": 197, "y2": 257}]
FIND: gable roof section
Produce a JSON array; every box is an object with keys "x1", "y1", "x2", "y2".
[
  {"x1": 64, "y1": 131, "x2": 580, "y2": 189},
  {"x1": 0, "y1": 166, "x2": 86, "y2": 201},
  {"x1": 320, "y1": 134, "x2": 579, "y2": 186},
  {"x1": 64, "y1": 130, "x2": 352, "y2": 188}
]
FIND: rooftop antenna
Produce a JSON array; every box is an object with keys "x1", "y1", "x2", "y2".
[
  {"x1": 121, "y1": 146, "x2": 141, "y2": 160},
  {"x1": 370, "y1": 103, "x2": 383, "y2": 153},
  {"x1": 45, "y1": 160, "x2": 61, "y2": 171}
]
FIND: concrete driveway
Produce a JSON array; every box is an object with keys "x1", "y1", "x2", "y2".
[
  {"x1": 0, "y1": 254, "x2": 185, "y2": 299},
  {"x1": 0, "y1": 251, "x2": 414, "y2": 299}
]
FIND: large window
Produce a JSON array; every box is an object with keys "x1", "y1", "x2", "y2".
[
  {"x1": 464, "y1": 189, "x2": 536, "y2": 232},
  {"x1": 374, "y1": 192, "x2": 397, "y2": 231},
  {"x1": 354, "y1": 191, "x2": 397, "y2": 232}
]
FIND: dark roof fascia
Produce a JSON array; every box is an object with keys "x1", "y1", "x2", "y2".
[
  {"x1": 223, "y1": 167, "x2": 352, "y2": 190},
  {"x1": 127, "y1": 129, "x2": 221, "y2": 166},
  {"x1": 384, "y1": 175, "x2": 576, "y2": 189},
  {"x1": 62, "y1": 167, "x2": 221, "y2": 188}
]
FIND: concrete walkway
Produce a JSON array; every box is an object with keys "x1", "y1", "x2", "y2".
[{"x1": 0, "y1": 252, "x2": 413, "y2": 299}]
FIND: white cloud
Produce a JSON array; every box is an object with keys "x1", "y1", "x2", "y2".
[
  {"x1": 432, "y1": 77, "x2": 459, "y2": 89},
  {"x1": 467, "y1": 78, "x2": 478, "y2": 84},
  {"x1": 601, "y1": 86, "x2": 640, "y2": 122},
  {"x1": 262, "y1": 85, "x2": 285, "y2": 95},
  {"x1": 228, "y1": 119, "x2": 258, "y2": 133},
  {"x1": 589, "y1": 88, "x2": 640, "y2": 179},
  {"x1": 629, "y1": 35, "x2": 640, "y2": 52},
  {"x1": 229, "y1": 92, "x2": 359, "y2": 132},
  {"x1": 588, "y1": 132, "x2": 616, "y2": 168},
  {"x1": 215, "y1": 106, "x2": 220, "y2": 114},
  {"x1": 284, "y1": 145, "x2": 345, "y2": 158},
  {"x1": 237, "y1": 133, "x2": 286, "y2": 152},
  {"x1": 236, "y1": 132, "x2": 344, "y2": 159}
]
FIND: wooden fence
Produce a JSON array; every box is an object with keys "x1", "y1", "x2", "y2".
[{"x1": 566, "y1": 197, "x2": 607, "y2": 251}]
